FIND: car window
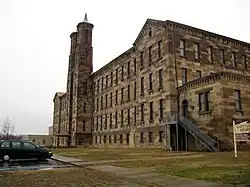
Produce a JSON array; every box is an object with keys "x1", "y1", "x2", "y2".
[
  {"x1": 23, "y1": 142, "x2": 36, "y2": 149},
  {"x1": 1, "y1": 141, "x2": 11, "y2": 148},
  {"x1": 11, "y1": 141, "x2": 22, "y2": 148}
]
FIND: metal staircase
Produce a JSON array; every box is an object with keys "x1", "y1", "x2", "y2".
[{"x1": 179, "y1": 116, "x2": 219, "y2": 152}]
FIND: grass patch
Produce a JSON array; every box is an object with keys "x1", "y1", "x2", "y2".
[
  {"x1": 111, "y1": 151, "x2": 250, "y2": 185},
  {"x1": 0, "y1": 168, "x2": 129, "y2": 187},
  {"x1": 52, "y1": 148, "x2": 195, "y2": 161},
  {"x1": 52, "y1": 148, "x2": 250, "y2": 185}
]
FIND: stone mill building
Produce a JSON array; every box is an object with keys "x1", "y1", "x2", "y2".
[{"x1": 53, "y1": 14, "x2": 250, "y2": 151}]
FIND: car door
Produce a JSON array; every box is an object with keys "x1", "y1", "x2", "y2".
[
  {"x1": 22, "y1": 142, "x2": 39, "y2": 159},
  {"x1": 0, "y1": 141, "x2": 11, "y2": 159},
  {"x1": 10, "y1": 141, "x2": 23, "y2": 159}
]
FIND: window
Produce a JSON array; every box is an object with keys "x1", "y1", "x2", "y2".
[
  {"x1": 140, "y1": 133, "x2": 144, "y2": 143},
  {"x1": 134, "y1": 82, "x2": 136, "y2": 99},
  {"x1": 235, "y1": 90, "x2": 242, "y2": 110},
  {"x1": 100, "y1": 116, "x2": 103, "y2": 130},
  {"x1": 180, "y1": 40, "x2": 185, "y2": 57},
  {"x1": 104, "y1": 135, "x2": 107, "y2": 143},
  {"x1": 121, "y1": 110, "x2": 124, "y2": 128},
  {"x1": 198, "y1": 91, "x2": 211, "y2": 112},
  {"x1": 158, "y1": 40, "x2": 162, "y2": 58},
  {"x1": 101, "y1": 96, "x2": 103, "y2": 109},
  {"x1": 126, "y1": 134, "x2": 130, "y2": 144},
  {"x1": 149, "y1": 132, "x2": 153, "y2": 143},
  {"x1": 140, "y1": 51, "x2": 144, "y2": 67},
  {"x1": 121, "y1": 87, "x2": 124, "y2": 103},
  {"x1": 115, "y1": 90, "x2": 118, "y2": 105},
  {"x1": 105, "y1": 115, "x2": 107, "y2": 129},
  {"x1": 159, "y1": 69, "x2": 163, "y2": 88},
  {"x1": 134, "y1": 107, "x2": 137, "y2": 125},
  {"x1": 232, "y1": 52, "x2": 237, "y2": 67},
  {"x1": 110, "y1": 113, "x2": 112, "y2": 129},
  {"x1": 110, "y1": 72, "x2": 113, "y2": 86},
  {"x1": 106, "y1": 75, "x2": 108, "y2": 88},
  {"x1": 83, "y1": 102, "x2": 86, "y2": 112},
  {"x1": 32, "y1": 139, "x2": 36, "y2": 143},
  {"x1": 23, "y1": 142, "x2": 36, "y2": 149},
  {"x1": 194, "y1": 43, "x2": 200, "y2": 60},
  {"x1": 159, "y1": 131, "x2": 163, "y2": 142},
  {"x1": 141, "y1": 77, "x2": 144, "y2": 95},
  {"x1": 127, "y1": 108, "x2": 130, "y2": 126},
  {"x1": 159, "y1": 99, "x2": 164, "y2": 119},
  {"x1": 220, "y1": 49, "x2": 225, "y2": 63},
  {"x1": 83, "y1": 82, "x2": 87, "y2": 95},
  {"x1": 1, "y1": 141, "x2": 10, "y2": 148},
  {"x1": 149, "y1": 102, "x2": 154, "y2": 121},
  {"x1": 82, "y1": 120, "x2": 86, "y2": 131},
  {"x1": 243, "y1": 55, "x2": 247, "y2": 69},
  {"x1": 96, "y1": 117, "x2": 98, "y2": 131},
  {"x1": 141, "y1": 103, "x2": 144, "y2": 122},
  {"x1": 101, "y1": 77, "x2": 104, "y2": 91},
  {"x1": 181, "y1": 68, "x2": 187, "y2": 85},
  {"x1": 99, "y1": 136, "x2": 101, "y2": 144},
  {"x1": 121, "y1": 66, "x2": 124, "y2": 80},
  {"x1": 115, "y1": 68, "x2": 118, "y2": 83},
  {"x1": 12, "y1": 141, "x2": 22, "y2": 148},
  {"x1": 134, "y1": 58, "x2": 136, "y2": 75},
  {"x1": 149, "y1": 73, "x2": 153, "y2": 91},
  {"x1": 110, "y1": 92, "x2": 113, "y2": 107},
  {"x1": 127, "y1": 61, "x2": 130, "y2": 77},
  {"x1": 148, "y1": 30, "x2": 152, "y2": 37},
  {"x1": 114, "y1": 135, "x2": 117, "y2": 143},
  {"x1": 207, "y1": 46, "x2": 213, "y2": 62},
  {"x1": 96, "y1": 98, "x2": 99, "y2": 111},
  {"x1": 120, "y1": 134, "x2": 123, "y2": 144},
  {"x1": 105, "y1": 94, "x2": 108, "y2": 108},
  {"x1": 196, "y1": 70, "x2": 201, "y2": 79},
  {"x1": 115, "y1": 112, "x2": 118, "y2": 128},
  {"x1": 95, "y1": 136, "x2": 98, "y2": 143},
  {"x1": 43, "y1": 139, "x2": 46, "y2": 144},
  {"x1": 149, "y1": 46, "x2": 152, "y2": 63},
  {"x1": 97, "y1": 80, "x2": 100, "y2": 93},
  {"x1": 109, "y1": 135, "x2": 111, "y2": 143}
]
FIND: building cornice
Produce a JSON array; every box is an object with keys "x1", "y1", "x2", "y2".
[
  {"x1": 177, "y1": 72, "x2": 250, "y2": 92},
  {"x1": 92, "y1": 47, "x2": 135, "y2": 77}
]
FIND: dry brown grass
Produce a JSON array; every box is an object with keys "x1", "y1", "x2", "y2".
[
  {"x1": 0, "y1": 168, "x2": 130, "y2": 187},
  {"x1": 53, "y1": 148, "x2": 250, "y2": 185}
]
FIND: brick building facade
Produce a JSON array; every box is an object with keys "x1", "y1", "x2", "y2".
[{"x1": 53, "y1": 14, "x2": 250, "y2": 151}]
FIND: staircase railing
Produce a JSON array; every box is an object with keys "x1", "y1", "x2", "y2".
[{"x1": 179, "y1": 116, "x2": 218, "y2": 151}]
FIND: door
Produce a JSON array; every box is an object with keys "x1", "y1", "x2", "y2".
[
  {"x1": 182, "y1": 100, "x2": 188, "y2": 117},
  {"x1": 22, "y1": 142, "x2": 39, "y2": 159},
  {"x1": 0, "y1": 141, "x2": 11, "y2": 158},
  {"x1": 10, "y1": 141, "x2": 23, "y2": 159}
]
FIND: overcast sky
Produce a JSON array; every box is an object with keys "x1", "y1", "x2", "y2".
[{"x1": 0, "y1": 0, "x2": 250, "y2": 135}]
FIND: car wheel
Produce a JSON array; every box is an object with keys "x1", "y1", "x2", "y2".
[{"x1": 3, "y1": 155, "x2": 10, "y2": 162}]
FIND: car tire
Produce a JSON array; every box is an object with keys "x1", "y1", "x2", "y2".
[{"x1": 3, "y1": 155, "x2": 10, "y2": 162}]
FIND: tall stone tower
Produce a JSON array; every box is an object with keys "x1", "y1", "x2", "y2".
[{"x1": 66, "y1": 14, "x2": 94, "y2": 147}]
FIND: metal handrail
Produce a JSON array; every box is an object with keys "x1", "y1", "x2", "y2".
[{"x1": 179, "y1": 116, "x2": 218, "y2": 151}]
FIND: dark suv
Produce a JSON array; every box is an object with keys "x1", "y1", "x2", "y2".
[{"x1": 0, "y1": 140, "x2": 53, "y2": 162}]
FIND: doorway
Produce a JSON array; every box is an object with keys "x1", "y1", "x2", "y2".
[{"x1": 182, "y1": 100, "x2": 188, "y2": 117}]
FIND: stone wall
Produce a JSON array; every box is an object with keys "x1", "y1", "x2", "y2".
[{"x1": 178, "y1": 72, "x2": 250, "y2": 150}]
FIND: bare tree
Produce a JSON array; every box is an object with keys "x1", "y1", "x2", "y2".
[{"x1": 1, "y1": 117, "x2": 15, "y2": 140}]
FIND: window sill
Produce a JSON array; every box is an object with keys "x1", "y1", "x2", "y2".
[
  {"x1": 198, "y1": 110, "x2": 212, "y2": 115},
  {"x1": 159, "y1": 118, "x2": 164, "y2": 123},
  {"x1": 158, "y1": 57, "x2": 163, "y2": 60},
  {"x1": 235, "y1": 110, "x2": 244, "y2": 115},
  {"x1": 148, "y1": 89, "x2": 153, "y2": 94}
]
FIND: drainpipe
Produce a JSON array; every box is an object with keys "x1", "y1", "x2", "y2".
[{"x1": 172, "y1": 26, "x2": 180, "y2": 151}]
